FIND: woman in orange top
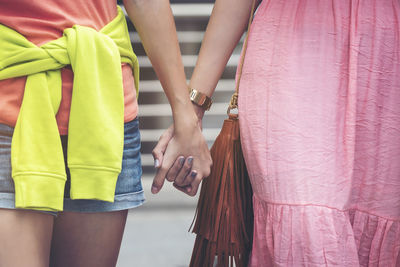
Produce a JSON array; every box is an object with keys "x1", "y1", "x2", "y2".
[{"x1": 0, "y1": 0, "x2": 211, "y2": 266}]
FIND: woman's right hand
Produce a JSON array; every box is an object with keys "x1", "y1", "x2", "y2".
[{"x1": 151, "y1": 111, "x2": 212, "y2": 196}]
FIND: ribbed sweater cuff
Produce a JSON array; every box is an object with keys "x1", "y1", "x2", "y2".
[
  {"x1": 69, "y1": 167, "x2": 119, "y2": 202},
  {"x1": 13, "y1": 174, "x2": 66, "y2": 212}
]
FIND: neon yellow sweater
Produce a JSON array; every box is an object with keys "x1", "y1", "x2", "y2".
[{"x1": 0, "y1": 7, "x2": 139, "y2": 211}]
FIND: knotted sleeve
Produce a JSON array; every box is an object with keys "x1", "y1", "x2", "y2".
[
  {"x1": 64, "y1": 25, "x2": 125, "y2": 202},
  {"x1": 11, "y1": 70, "x2": 66, "y2": 211},
  {"x1": 0, "y1": 6, "x2": 138, "y2": 211},
  {"x1": 0, "y1": 24, "x2": 68, "y2": 211}
]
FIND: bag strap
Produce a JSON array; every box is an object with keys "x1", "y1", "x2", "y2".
[{"x1": 228, "y1": 0, "x2": 257, "y2": 115}]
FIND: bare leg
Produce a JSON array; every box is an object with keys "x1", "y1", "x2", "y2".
[
  {"x1": 0, "y1": 208, "x2": 54, "y2": 267},
  {"x1": 50, "y1": 210, "x2": 128, "y2": 267}
]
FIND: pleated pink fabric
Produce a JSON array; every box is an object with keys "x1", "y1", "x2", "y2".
[{"x1": 238, "y1": 0, "x2": 400, "y2": 266}]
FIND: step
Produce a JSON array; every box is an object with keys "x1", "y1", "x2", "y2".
[
  {"x1": 137, "y1": 54, "x2": 240, "y2": 68},
  {"x1": 121, "y1": 4, "x2": 213, "y2": 18},
  {"x1": 139, "y1": 65, "x2": 237, "y2": 81},
  {"x1": 138, "y1": 114, "x2": 227, "y2": 130},
  {"x1": 170, "y1": 4, "x2": 213, "y2": 17},
  {"x1": 140, "y1": 128, "x2": 221, "y2": 142},
  {"x1": 138, "y1": 79, "x2": 236, "y2": 93},
  {"x1": 138, "y1": 91, "x2": 234, "y2": 106},
  {"x1": 138, "y1": 102, "x2": 231, "y2": 117}
]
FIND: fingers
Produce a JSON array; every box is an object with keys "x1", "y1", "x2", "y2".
[
  {"x1": 151, "y1": 123, "x2": 212, "y2": 196},
  {"x1": 184, "y1": 156, "x2": 212, "y2": 196},
  {"x1": 165, "y1": 156, "x2": 185, "y2": 182},
  {"x1": 152, "y1": 126, "x2": 174, "y2": 168},
  {"x1": 152, "y1": 150, "x2": 176, "y2": 194},
  {"x1": 151, "y1": 150, "x2": 168, "y2": 193},
  {"x1": 173, "y1": 157, "x2": 194, "y2": 186},
  {"x1": 173, "y1": 153, "x2": 212, "y2": 195},
  {"x1": 171, "y1": 155, "x2": 212, "y2": 196},
  {"x1": 186, "y1": 173, "x2": 203, "y2": 196},
  {"x1": 151, "y1": 126, "x2": 176, "y2": 194},
  {"x1": 182, "y1": 155, "x2": 212, "y2": 195},
  {"x1": 173, "y1": 172, "x2": 202, "y2": 197}
]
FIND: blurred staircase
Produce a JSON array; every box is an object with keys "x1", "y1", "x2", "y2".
[{"x1": 122, "y1": 2, "x2": 243, "y2": 209}]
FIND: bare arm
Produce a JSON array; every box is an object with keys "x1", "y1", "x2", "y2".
[
  {"x1": 152, "y1": 0, "x2": 260, "y2": 195},
  {"x1": 123, "y1": 0, "x2": 212, "y2": 194},
  {"x1": 190, "y1": 0, "x2": 261, "y2": 118},
  {"x1": 123, "y1": 0, "x2": 195, "y2": 123}
]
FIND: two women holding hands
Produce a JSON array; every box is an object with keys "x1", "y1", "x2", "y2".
[
  {"x1": 1, "y1": 0, "x2": 399, "y2": 265},
  {"x1": 152, "y1": 0, "x2": 258, "y2": 197}
]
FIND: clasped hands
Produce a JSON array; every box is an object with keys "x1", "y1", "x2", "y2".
[{"x1": 151, "y1": 109, "x2": 212, "y2": 196}]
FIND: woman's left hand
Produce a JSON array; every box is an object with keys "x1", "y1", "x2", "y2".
[{"x1": 151, "y1": 112, "x2": 211, "y2": 196}]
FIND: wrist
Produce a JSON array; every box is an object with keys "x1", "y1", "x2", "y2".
[
  {"x1": 169, "y1": 85, "x2": 206, "y2": 129},
  {"x1": 172, "y1": 102, "x2": 198, "y2": 130},
  {"x1": 192, "y1": 103, "x2": 205, "y2": 120}
]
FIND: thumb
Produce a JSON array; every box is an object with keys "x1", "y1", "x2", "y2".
[
  {"x1": 152, "y1": 127, "x2": 174, "y2": 168},
  {"x1": 151, "y1": 139, "x2": 179, "y2": 194},
  {"x1": 151, "y1": 174, "x2": 165, "y2": 194}
]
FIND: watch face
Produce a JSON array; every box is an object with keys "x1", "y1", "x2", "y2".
[
  {"x1": 189, "y1": 89, "x2": 212, "y2": 110},
  {"x1": 189, "y1": 90, "x2": 197, "y2": 100}
]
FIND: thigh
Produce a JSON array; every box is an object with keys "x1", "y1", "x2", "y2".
[
  {"x1": 50, "y1": 210, "x2": 128, "y2": 267},
  {"x1": 0, "y1": 208, "x2": 54, "y2": 267}
]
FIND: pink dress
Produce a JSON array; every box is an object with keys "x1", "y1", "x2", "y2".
[{"x1": 238, "y1": 0, "x2": 400, "y2": 266}]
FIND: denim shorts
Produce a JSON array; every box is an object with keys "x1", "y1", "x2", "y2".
[{"x1": 0, "y1": 118, "x2": 145, "y2": 215}]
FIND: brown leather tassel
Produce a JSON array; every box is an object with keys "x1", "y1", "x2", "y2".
[
  {"x1": 189, "y1": 114, "x2": 253, "y2": 267},
  {"x1": 190, "y1": 1, "x2": 256, "y2": 265}
]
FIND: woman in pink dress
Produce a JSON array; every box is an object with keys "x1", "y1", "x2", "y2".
[
  {"x1": 154, "y1": 0, "x2": 400, "y2": 266},
  {"x1": 0, "y1": 0, "x2": 212, "y2": 266}
]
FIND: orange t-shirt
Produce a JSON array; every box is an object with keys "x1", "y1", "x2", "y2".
[{"x1": 0, "y1": 0, "x2": 138, "y2": 135}]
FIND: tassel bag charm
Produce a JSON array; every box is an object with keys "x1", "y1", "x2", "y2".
[{"x1": 189, "y1": 1, "x2": 256, "y2": 266}]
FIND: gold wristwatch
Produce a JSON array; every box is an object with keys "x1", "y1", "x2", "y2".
[{"x1": 189, "y1": 88, "x2": 212, "y2": 111}]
